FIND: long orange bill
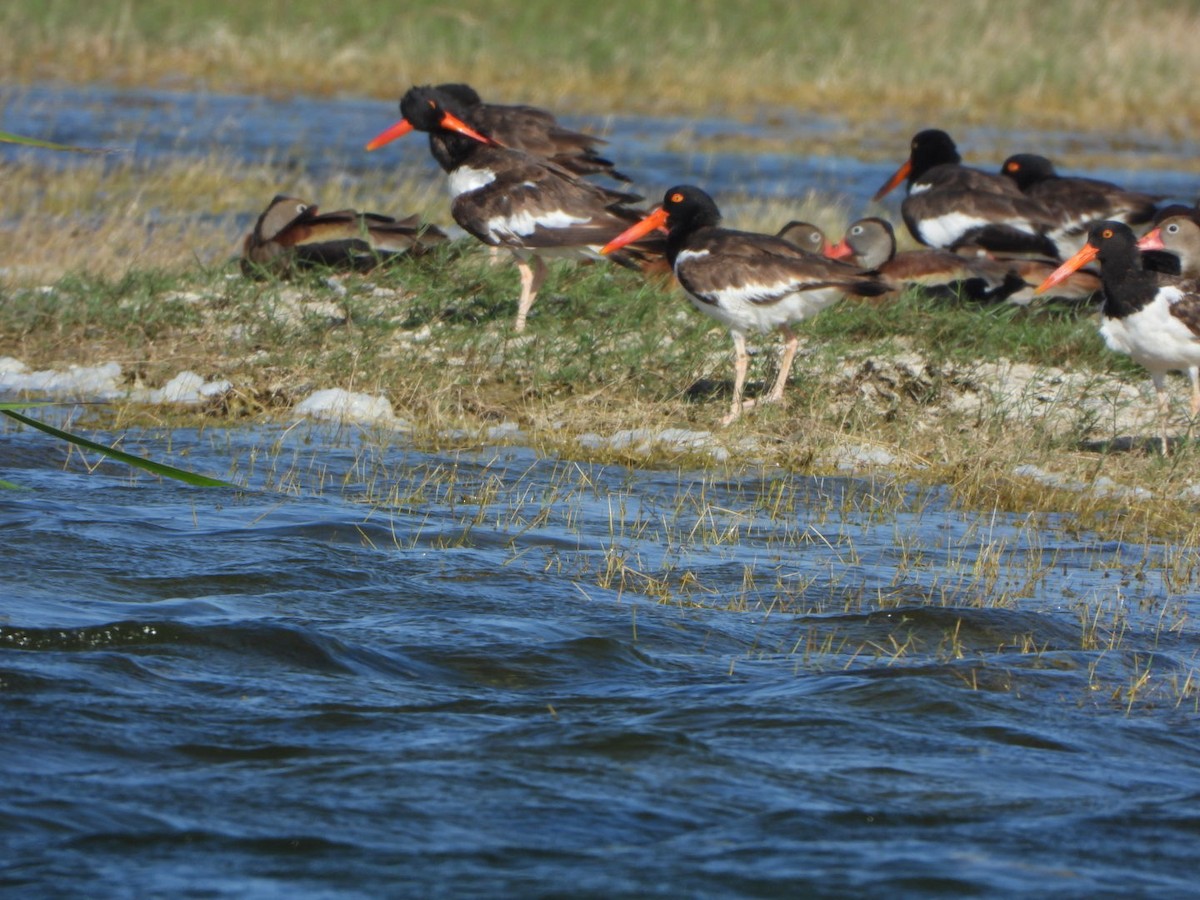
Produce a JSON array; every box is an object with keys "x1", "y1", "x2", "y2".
[
  {"x1": 601, "y1": 207, "x2": 669, "y2": 256},
  {"x1": 825, "y1": 240, "x2": 852, "y2": 260},
  {"x1": 1035, "y1": 242, "x2": 1099, "y2": 295},
  {"x1": 1136, "y1": 227, "x2": 1165, "y2": 252},
  {"x1": 437, "y1": 110, "x2": 500, "y2": 146},
  {"x1": 365, "y1": 118, "x2": 415, "y2": 151},
  {"x1": 872, "y1": 159, "x2": 912, "y2": 202}
]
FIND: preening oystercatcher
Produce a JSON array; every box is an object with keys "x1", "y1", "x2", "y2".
[{"x1": 241, "y1": 195, "x2": 448, "y2": 277}]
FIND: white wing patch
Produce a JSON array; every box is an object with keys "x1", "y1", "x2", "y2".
[
  {"x1": 917, "y1": 211, "x2": 1039, "y2": 249},
  {"x1": 447, "y1": 167, "x2": 497, "y2": 199},
  {"x1": 485, "y1": 208, "x2": 591, "y2": 241}
]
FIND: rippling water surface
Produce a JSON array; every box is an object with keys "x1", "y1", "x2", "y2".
[{"x1": 3, "y1": 419, "x2": 1199, "y2": 897}]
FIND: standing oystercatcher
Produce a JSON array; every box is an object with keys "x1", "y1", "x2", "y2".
[
  {"x1": 366, "y1": 85, "x2": 661, "y2": 332},
  {"x1": 874, "y1": 130, "x2": 1060, "y2": 257},
  {"x1": 602, "y1": 185, "x2": 889, "y2": 424},
  {"x1": 367, "y1": 82, "x2": 629, "y2": 182},
  {"x1": 1038, "y1": 221, "x2": 1200, "y2": 452}
]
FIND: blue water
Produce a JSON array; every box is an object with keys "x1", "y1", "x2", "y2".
[
  {"x1": 4, "y1": 82, "x2": 1200, "y2": 896},
  {"x1": 3, "y1": 419, "x2": 1199, "y2": 897},
  {"x1": 2, "y1": 82, "x2": 1198, "y2": 219}
]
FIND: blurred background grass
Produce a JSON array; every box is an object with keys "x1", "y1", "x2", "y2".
[{"x1": 3, "y1": 0, "x2": 1199, "y2": 131}]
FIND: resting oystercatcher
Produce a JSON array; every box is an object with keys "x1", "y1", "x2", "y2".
[
  {"x1": 1137, "y1": 206, "x2": 1200, "y2": 278},
  {"x1": 1000, "y1": 153, "x2": 1159, "y2": 256},
  {"x1": 775, "y1": 221, "x2": 828, "y2": 255},
  {"x1": 1038, "y1": 221, "x2": 1200, "y2": 452},
  {"x1": 366, "y1": 85, "x2": 661, "y2": 332},
  {"x1": 826, "y1": 217, "x2": 1025, "y2": 302},
  {"x1": 874, "y1": 129, "x2": 1060, "y2": 257},
  {"x1": 241, "y1": 195, "x2": 448, "y2": 277},
  {"x1": 366, "y1": 82, "x2": 629, "y2": 182},
  {"x1": 602, "y1": 185, "x2": 889, "y2": 424}
]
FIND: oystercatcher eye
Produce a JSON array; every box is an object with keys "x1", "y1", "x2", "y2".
[
  {"x1": 1102, "y1": 229, "x2": 1113, "y2": 239},
  {"x1": 670, "y1": 192, "x2": 684, "y2": 203}
]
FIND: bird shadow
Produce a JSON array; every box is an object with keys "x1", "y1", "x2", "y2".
[{"x1": 1077, "y1": 435, "x2": 1187, "y2": 455}]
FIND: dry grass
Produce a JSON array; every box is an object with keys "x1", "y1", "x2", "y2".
[{"x1": 0, "y1": 156, "x2": 446, "y2": 283}]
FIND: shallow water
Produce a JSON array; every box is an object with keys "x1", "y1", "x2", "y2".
[
  {"x1": 2, "y1": 82, "x2": 1197, "y2": 225},
  {"x1": 2, "y1": 419, "x2": 1199, "y2": 897}
]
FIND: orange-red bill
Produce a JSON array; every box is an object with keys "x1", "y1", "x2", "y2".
[
  {"x1": 365, "y1": 118, "x2": 415, "y2": 151},
  {"x1": 438, "y1": 111, "x2": 499, "y2": 146},
  {"x1": 872, "y1": 159, "x2": 912, "y2": 202},
  {"x1": 1136, "y1": 227, "x2": 1165, "y2": 252},
  {"x1": 1035, "y1": 242, "x2": 1099, "y2": 295},
  {"x1": 824, "y1": 240, "x2": 853, "y2": 260},
  {"x1": 601, "y1": 207, "x2": 669, "y2": 256}
]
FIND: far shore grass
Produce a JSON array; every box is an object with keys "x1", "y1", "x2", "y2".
[{"x1": 4, "y1": 1, "x2": 1200, "y2": 135}]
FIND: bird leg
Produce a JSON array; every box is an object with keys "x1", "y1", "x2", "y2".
[
  {"x1": 720, "y1": 331, "x2": 751, "y2": 426},
  {"x1": 763, "y1": 324, "x2": 800, "y2": 405},
  {"x1": 1152, "y1": 372, "x2": 1170, "y2": 455},
  {"x1": 514, "y1": 255, "x2": 548, "y2": 333},
  {"x1": 1190, "y1": 366, "x2": 1200, "y2": 418}
]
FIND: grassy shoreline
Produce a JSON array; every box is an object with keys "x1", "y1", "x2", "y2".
[{"x1": 4, "y1": 241, "x2": 1200, "y2": 543}]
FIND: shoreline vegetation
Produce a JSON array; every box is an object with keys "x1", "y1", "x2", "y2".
[{"x1": 4, "y1": 1, "x2": 1200, "y2": 539}]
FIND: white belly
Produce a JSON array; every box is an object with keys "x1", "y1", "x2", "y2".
[{"x1": 1100, "y1": 296, "x2": 1200, "y2": 375}]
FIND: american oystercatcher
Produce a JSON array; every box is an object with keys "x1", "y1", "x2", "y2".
[
  {"x1": 874, "y1": 129, "x2": 1060, "y2": 257},
  {"x1": 1138, "y1": 207, "x2": 1200, "y2": 417},
  {"x1": 366, "y1": 82, "x2": 629, "y2": 182},
  {"x1": 775, "y1": 221, "x2": 829, "y2": 255},
  {"x1": 1137, "y1": 206, "x2": 1200, "y2": 278},
  {"x1": 825, "y1": 217, "x2": 1025, "y2": 302},
  {"x1": 366, "y1": 85, "x2": 661, "y2": 332},
  {"x1": 1038, "y1": 221, "x2": 1200, "y2": 452},
  {"x1": 241, "y1": 195, "x2": 448, "y2": 277},
  {"x1": 1000, "y1": 153, "x2": 1159, "y2": 256},
  {"x1": 602, "y1": 185, "x2": 889, "y2": 424}
]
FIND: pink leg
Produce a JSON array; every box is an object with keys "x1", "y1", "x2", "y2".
[
  {"x1": 763, "y1": 324, "x2": 799, "y2": 404},
  {"x1": 1190, "y1": 366, "x2": 1200, "y2": 418},
  {"x1": 720, "y1": 331, "x2": 751, "y2": 425},
  {"x1": 1152, "y1": 373, "x2": 1170, "y2": 454},
  {"x1": 514, "y1": 255, "x2": 547, "y2": 333}
]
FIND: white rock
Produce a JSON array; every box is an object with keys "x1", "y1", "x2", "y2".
[{"x1": 293, "y1": 389, "x2": 395, "y2": 424}]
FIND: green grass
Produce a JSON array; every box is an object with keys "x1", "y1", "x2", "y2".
[
  {"x1": 4, "y1": 0, "x2": 1200, "y2": 133},
  {"x1": 6, "y1": 242, "x2": 1200, "y2": 538}
]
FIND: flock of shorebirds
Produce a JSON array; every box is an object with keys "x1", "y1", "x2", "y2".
[{"x1": 240, "y1": 83, "x2": 1200, "y2": 450}]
